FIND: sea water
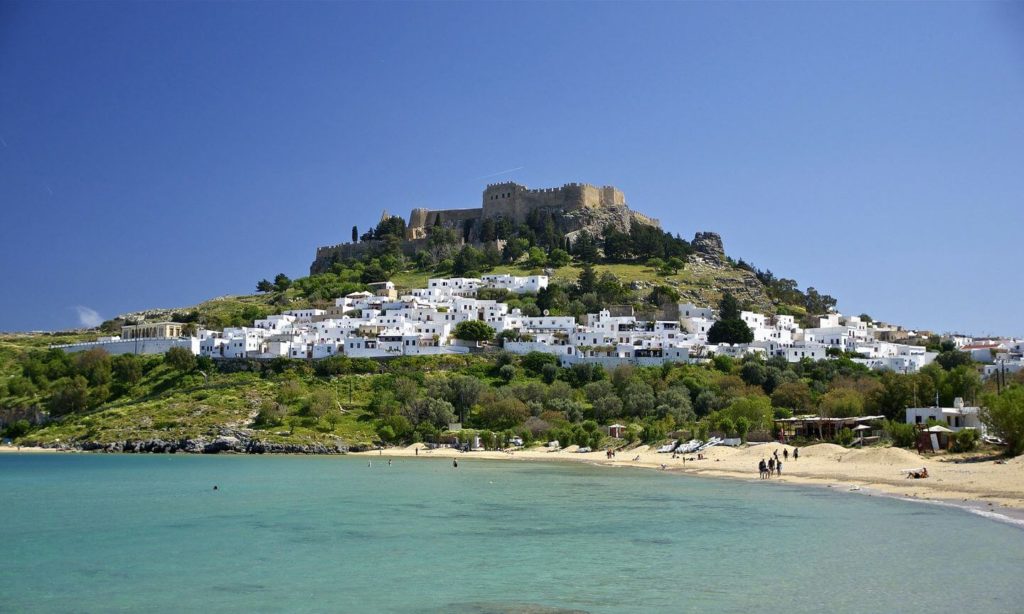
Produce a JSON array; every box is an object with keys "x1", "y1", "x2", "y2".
[{"x1": 1, "y1": 454, "x2": 1022, "y2": 613}]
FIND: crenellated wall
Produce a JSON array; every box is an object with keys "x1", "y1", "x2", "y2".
[
  {"x1": 406, "y1": 207, "x2": 484, "y2": 240},
  {"x1": 479, "y1": 182, "x2": 625, "y2": 225},
  {"x1": 311, "y1": 182, "x2": 656, "y2": 274}
]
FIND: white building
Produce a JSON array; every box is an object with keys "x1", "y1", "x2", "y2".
[{"x1": 905, "y1": 398, "x2": 985, "y2": 433}]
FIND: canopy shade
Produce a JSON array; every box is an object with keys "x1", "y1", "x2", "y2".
[{"x1": 924, "y1": 425, "x2": 955, "y2": 433}]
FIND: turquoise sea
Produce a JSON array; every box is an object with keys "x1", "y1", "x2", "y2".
[{"x1": 1, "y1": 454, "x2": 1022, "y2": 613}]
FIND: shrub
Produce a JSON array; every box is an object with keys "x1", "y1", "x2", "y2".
[
  {"x1": 836, "y1": 427, "x2": 854, "y2": 446},
  {"x1": 884, "y1": 420, "x2": 918, "y2": 449},
  {"x1": 952, "y1": 428, "x2": 979, "y2": 453},
  {"x1": 165, "y1": 347, "x2": 196, "y2": 372},
  {"x1": 498, "y1": 364, "x2": 517, "y2": 383},
  {"x1": 982, "y1": 386, "x2": 1024, "y2": 456},
  {"x1": 453, "y1": 320, "x2": 496, "y2": 342},
  {"x1": 3, "y1": 419, "x2": 31, "y2": 439}
]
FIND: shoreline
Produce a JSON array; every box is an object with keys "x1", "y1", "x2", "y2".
[
  {"x1": 6, "y1": 442, "x2": 1023, "y2": 525},
  {"x1": 352, "y1": 442, "x2": 1024, "y2": 519}
]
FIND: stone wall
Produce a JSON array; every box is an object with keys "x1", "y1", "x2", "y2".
[
  {"x1": 311, "y1": 182, "x2": 659, "y2": 274},
  {"x1": 480, "y1": 182, "x2": 625, "y2": 225},
  {"x1": 407, "y1": 207, "x2": 483, "y2": 240},
  {"x1": 310, "y1": 238, "x2": 428, "y2": 274}
]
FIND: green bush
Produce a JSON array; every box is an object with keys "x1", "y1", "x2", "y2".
[
  {"x1": 3, "y1": 419, "x2": 31, "y2": 439},
  {"x1": 836, "y1": 427, "x2": 854, "y2": 446},
  {"x1": 952, "y1": 428, "x2": 979, "y2": 453},
  {"x1": 884, "y1": 420, "x2": 918, "y2": 448}
]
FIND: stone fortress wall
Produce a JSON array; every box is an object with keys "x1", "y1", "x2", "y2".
[
  {"x1": 404, "y1": 182, "x2": 628, "y2": 240},
  {"x1": 479, "y1": 182, "x2": 625, "y2": 224},
  {"x1": 311, "y1": 182, "x2": 658, "y2": 274},
  {"x1": 407, "y1": 207, "x2": 483, "y2": 240}
]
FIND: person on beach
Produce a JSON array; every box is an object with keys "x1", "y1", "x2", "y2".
[
  {"x1": 783, "y1": 449, "x2": 789, "y2": 461},
  {"x1": 768, "y1": 457, "x2": 775, "y2": 475},
  {"x1": 415, "y1": 447, "x2": 418, "y2": 456},
  {"x1": 773, "y1": 450, "x2": 779, "y2": 462},
  {"x1": 793, "y1": 448, "x2": 799, "y2": 461},
  {"x1": 776, "y1": 460, "x2": 782, "y2": 476},
  {"x1": 453, "y1": 459, "x2": 458, "y2": 468},
  {"x1": 758, "y1": 459, "x2": 766, "y2": 479}
]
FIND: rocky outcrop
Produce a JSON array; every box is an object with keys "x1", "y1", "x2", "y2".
[
  {"x1": 54, "y1": 428, "x2": 348, "y2": 455},
  {"x1": 692, "y1": 232, "x2": 725, "y2": 263}
]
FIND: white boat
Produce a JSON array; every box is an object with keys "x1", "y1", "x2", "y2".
[
  {"x1": 674, "y1": 439, "x2": 701, "y2": 454},
  {"x1": 697, "y1": 437, "x2": 723, "y2": 452},
  {"x1": 656, "y1": 440, "x2": 678, "y2": 453}
]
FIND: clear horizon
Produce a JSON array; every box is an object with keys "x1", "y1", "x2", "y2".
[{"x1": 1, "y1": 2, "x2": 1022, "y2": 336}]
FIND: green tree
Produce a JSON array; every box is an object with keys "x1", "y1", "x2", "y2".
[
  {"x1": 982, "y1": 386, "x2": 1024, "y2": 456},
  {"x1": 735, "y1": 416, "x2": 751, "y2": 442},
  {"x1": 111, "y1": 354, "x2": 142, "y2": 391},
  {"x1": 3, "y1": 419, "x2": 31, "y2": 439},
  {"x1": 723, "y1": 396, "x2": 773, "y2": 430},
  {"x1": 502, "y1": 238, "x2": 530, "y2": 263},
  {"x1": 707, "y1": 293, "x2": 752, "y2": 344},
  {"x1": 308, "y1": 389, "x2": 336, "y2": 420},
  {"x1": 409, "y1": 397, "x2": 457, "y2": 429},
  {"x1": 936, "y1": 350, "x2": 972, "y2": 371},
  {"x1": 648, "y1": 285, "x2": 681, "y2": 307},
  {"x1": 526, "y1": 247, "x2": 547, "y2": 268},
  {"x1": 547, "y1": 248, "x2": 571, "y2": 268},
  {"x1": 498, "y1": 364, "x2": 517, "y2": 383},
  {"x1": 665, "y1": 256, "x2": 685, "y2": 275},
  {"x1": 521, "y1": 351, "x2": 559, "y2": 375},
  {"x1": 165, "y1": 347, "x2": 196, "y2": 373},
  {"x1": 256, "y1": 279, "x2": 274, "y2": 293},
  {"x1": 707, "y1": 319, "x2": 753, "y2": 345},
  {"x1": 771, "y1": 381, "x2": 812, "y2": 411},
  {"x1": 273, "y1": 273, "x2": 292, "y2": 292},
  {"x1": 48, "y1": 375, "x2": 90, "y2": 415},
  {"x1": 718, "y1": 292, "x2": 741, "y2": 320},
  {"x1": 818, "y1": 388, "x2": 864, "y2": 419},
  {"x1": 453, "y1": 320, "x2": 495, "y2": 342},
  {"x1": 577, "y1": 263, "x2": 598, "y2": 294},
  {"x1": 477, "y1": 397, "x2": 530, "y2": 431}
]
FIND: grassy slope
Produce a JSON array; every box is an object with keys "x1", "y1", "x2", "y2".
[{"x1": 15, "y1": 366, "x2": 380, "y2": 447}]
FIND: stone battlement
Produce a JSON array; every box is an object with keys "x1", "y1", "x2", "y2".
[{"x1": 311, "y1": 182, "x2": 656, "y2": 274}]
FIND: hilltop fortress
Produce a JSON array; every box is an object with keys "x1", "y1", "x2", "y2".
[{"x1": 311, "y1": 182, "x2": 659, "y2": 274}]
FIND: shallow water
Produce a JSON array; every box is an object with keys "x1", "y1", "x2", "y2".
[{"x1": 1, "y1": 454, "x2": 1022, "y2": 613}]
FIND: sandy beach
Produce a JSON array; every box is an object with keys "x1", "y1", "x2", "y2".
[
  {"x1": 7, "y1": 441, "x2": 1021, "y2": 515},
  {"x1": 355, "y1": 442, "x2": 1024, "y2": 515},
  {"x1": 0, "y1": 445, "x2": 65, "y2": 454}
]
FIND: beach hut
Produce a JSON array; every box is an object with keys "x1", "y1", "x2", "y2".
[
  {"x1": 917, "y1": 425, "x2": 954, "y2": 452},
  {"x1": 608, "y1": 424, "x2": 626, "y2": 438}
]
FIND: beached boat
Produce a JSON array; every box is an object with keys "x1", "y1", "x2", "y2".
[{"x1": 656, "y1": 441, "x2": 678, "y2": 453}]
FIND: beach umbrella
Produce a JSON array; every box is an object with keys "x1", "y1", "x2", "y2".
[
  {"x1": 853, "y1": 424, "x2": 871, "y2": 445},
  {"x1": 924, "y1": 425, "x2": 954, "y2": 433}
]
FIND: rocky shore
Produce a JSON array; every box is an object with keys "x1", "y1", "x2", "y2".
[{"x1": 37, "y1": 428, "x2": 348, "y2": 455}]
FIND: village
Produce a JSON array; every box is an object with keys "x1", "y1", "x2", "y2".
[{"x1": 51, "y1": 272, "x2": 1022, "y2": 435}]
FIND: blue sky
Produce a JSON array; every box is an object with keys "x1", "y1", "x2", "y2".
[{"x1": 1, "y1": 1, "x2": 1021, "y2": 335}]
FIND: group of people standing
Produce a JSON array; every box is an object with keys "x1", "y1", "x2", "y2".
[{"x1": 759, "y1": 447, "x2": 797, "y2": 479}]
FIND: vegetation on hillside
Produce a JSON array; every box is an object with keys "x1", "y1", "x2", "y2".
[{"x1": 3, "y1": 326, "x2": 1020, "y2": 454}]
